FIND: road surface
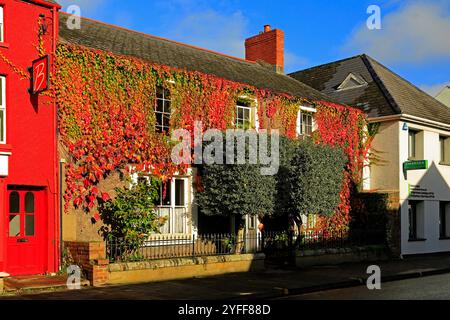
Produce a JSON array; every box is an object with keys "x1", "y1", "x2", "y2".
[{"x1": 278, "y1": 273, "x2": 450, "y2": 300}]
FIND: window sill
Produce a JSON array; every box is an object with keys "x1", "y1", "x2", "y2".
[
  {"x1": 439, "y1": 162, "x2": 450, "y2": 167},
  {"x1": 408, "y1": 238, "x2": 426, "y2": 242},
  {"x1": 0, "y1": 42, "x2": 10, "y2": 49},
  {"x1": 0, "y1": 144, "x2": 12, "y2": 155}
]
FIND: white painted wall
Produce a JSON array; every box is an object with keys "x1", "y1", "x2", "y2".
[
  {"x1": 398, "y1": 121, "x2": 450, "y2": 254},
  {"x1": 0, "y1": 153, "x2": 10, "y2": 177},
  {"x1": 368, "y1": 119, "x2": 450, "y2": 254},
  {"x1": 366, "y1": 120, "x2": 400, "y2": 192}
]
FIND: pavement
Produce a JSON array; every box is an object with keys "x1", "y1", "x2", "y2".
[
  {"x1": 2, "y1": 253, "x2": 450, "y2": 300},
  {"x1": 3, "y1": 274, "x2": 90, "y2": 293}
]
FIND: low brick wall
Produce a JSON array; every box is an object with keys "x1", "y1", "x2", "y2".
[
  {"x1": 64, "y1": 240, "x2": 266, "y2": 287},
  {"x1": 107, "y1": 253, "x2": 266, "y2": 285},
  {"x1": 64, "y1": 241, "x2": 109, "y2": 286},
  {"x1": 296, "y1": 245, "x2": 388, "y2": 268}
]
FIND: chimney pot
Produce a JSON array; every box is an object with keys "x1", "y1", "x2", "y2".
[{"x1": 264, "y1": 25, "x2": 271, "y2": 33}]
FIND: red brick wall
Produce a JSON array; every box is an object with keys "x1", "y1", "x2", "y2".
[
  {"x1": 64, "y1": 241, "x2": 109, "y2": 286},
  {"x1": 245, "y1": 28, "x2": 284, "y2": 73}
]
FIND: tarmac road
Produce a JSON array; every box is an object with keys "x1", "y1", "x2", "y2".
[{"x1": 278, "y1": 273, "x2": 450, "y2": 300}]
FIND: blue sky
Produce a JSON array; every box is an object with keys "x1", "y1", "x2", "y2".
[{"x1": 59, "y1": 0, "x2": 450, "y2": 96}]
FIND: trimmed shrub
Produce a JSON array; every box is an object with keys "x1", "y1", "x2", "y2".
[{"x1": 284, "y1": 140, "x2": 347, "y2": 227}]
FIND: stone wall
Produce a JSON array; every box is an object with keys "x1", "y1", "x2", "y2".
[
  {"x1": 385, "y1": 191, "x2": 401, "y2": 257},
  {"x1": 296, "y1": 245, "x2": 388, "y2": 268},
  {"x1": 63, "y1": 239, "x2": 266, "y2": 287},
  {"x1": 107, "y1": 253, "x2": 266, "y2": 285}
]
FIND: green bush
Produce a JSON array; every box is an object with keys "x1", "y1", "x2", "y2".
[
  {"x1": 99, "y1": 176, "x2": 163, "y2": 245},
  {"x1": 275, "y1": 136, "x2": 301, "y2": 218},
  {"x1": 196, "y1": 132, "x2": 277, "y2": 228},
  {"x1": 284, "y1": 140, "x2": 347, "y2": 227},
  {"x1": 197, "y1": 134, "x2": 347, "y2": 234},
  {"x1": 350, "y1": 192, "x2": 389, "y2": 231},
  {"x1": 196, "y1": 162, "x2": 276, "y2": 218}
]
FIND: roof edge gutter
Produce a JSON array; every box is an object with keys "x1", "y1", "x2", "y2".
[
  {"x1": 367, "y1": 114, "x2": 401, "y2": 123},
  {"x1": 28, "y1": 0, "x2": 62, "y2": 9},
  {"x1": 401, "y1": 114, "x2": 450, "y2": 131},
  {"x1": 368, "y1": 114, "x2": 450, "y2": 131}
]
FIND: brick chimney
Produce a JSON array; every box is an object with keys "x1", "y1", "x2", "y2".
[{"x1": 245, "y1": 25, "x2": 285, "y2": 73}]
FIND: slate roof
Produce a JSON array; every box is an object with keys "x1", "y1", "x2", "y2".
[
  {"x1": 58, "y1": 13, "x2": 329, "y2": 102},
  {"x1": 289, "y1": 54, "x2": 450, "y2": 125},
  {"x1": 42, "y1": 0, "x2": 59, "y2": 5}
]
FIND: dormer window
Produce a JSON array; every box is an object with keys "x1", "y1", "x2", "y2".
[
  {"x1": 155, "y1": 86, "x2": 171, "y2": 133},
  {"x1": 337, "y1": 73, "x2": 368, "y2": 91}
]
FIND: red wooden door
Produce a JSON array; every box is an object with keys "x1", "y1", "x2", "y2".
[{"x1": 6, "y1": 189, "x2": 47, "y2": 275}]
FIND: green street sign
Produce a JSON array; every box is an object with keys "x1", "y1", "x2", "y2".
[{"x1": 403, "y1": 160, "x2": 429, "y2": 171}]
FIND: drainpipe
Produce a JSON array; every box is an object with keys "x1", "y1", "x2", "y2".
[
  {"x1": 51, "y1": 3, "x2": 60, "y2": 272},
  {"x1": 59, "y1": 159, "x2": 65, "y2": 270}
]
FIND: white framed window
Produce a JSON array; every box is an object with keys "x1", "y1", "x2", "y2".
[
  {"x1": 408, "y1": 201, "x2": 425, "y2": 241},
  {"x1": 407, "y1": 128, "x2": 425, "y2": 160},
  {"x1": 408, "y1": 130, "x2": 416, "y2": 159},
  {"x1": 440, "y1": 136, "x2": 450, "y2": 164},
  {"x1": 0, "y1": 76, "x2": 6, "y2": 144},
  {"x1": 297, "y1": 111, "x2": 313, "y2": 136},
  {"x1": 306, "y1": 214, "x2": 318, "y2": 230},
  {"x1": 157, "y1": 177, "x2": 188, "y2": 208},
  {"x1": 155, "y1": 86, "x2": 171, "y2": 133},
  {"x1": 440, "y1": 202, "x2": 450, "y2": 239},
  {"x1": 0, "y1": 7, "x2": 4, "y2": 43},
  {"x1": 156, "y1": 177, "x2": 189, "y2": 234},
  {"x1": 236, "y1": 105, "x2": 252, "y2": 129}
]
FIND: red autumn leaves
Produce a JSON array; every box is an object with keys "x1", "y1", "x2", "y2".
[{"x1": 55, "y1": 45, "x2": 371, "y2": 234}]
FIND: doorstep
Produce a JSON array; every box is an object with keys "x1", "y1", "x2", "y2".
[{"x1": 3, "y1": 274, "x2": 90, "y2": 293}]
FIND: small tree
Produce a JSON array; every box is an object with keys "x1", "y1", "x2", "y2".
[
  {"x1": 196, "y1": 132, "x2": 277, "y2": 234},
  {"x1": 197, "y1": 162, "x2": 276, "y2": 221},
  {"x1": 285, "y1": 140, "x2": 347, "y2": 238},
  {"x1": 274, "y1": 136, "x2": 301, "y2": 219},
  {"x1": 99, "y1": 176, "x2": 163, "y2": 247}
]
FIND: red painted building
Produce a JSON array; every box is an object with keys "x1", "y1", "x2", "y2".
[{"x1": 0, "y1": 0, "x2": 60, "y2": 275}]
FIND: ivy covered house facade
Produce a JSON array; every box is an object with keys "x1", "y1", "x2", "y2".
[
  {"x1": 56, "y1": 12, "x2": 371, "y2": 249},
  {"x1": 57, "y1": 15, "x2": 334, "y2": 243},
  {"x1": 0, "y1": 2, "x2": 371, "y2": 276}
]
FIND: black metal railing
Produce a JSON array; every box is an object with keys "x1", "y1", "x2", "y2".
[
  {"x1": 106, "y1": 233, "x2": 263, "y2": 263},
  {"x1": 106, "y1": 229, "x2": 386, "y2": 263}
]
